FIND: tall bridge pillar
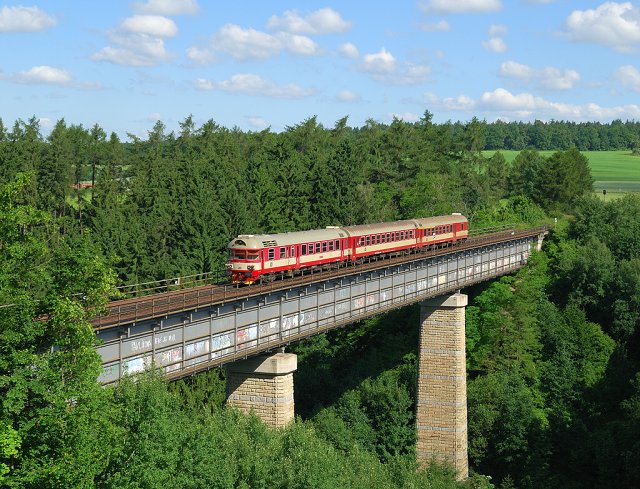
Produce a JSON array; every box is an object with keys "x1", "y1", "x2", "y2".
[
  {"x1": 416, "y1": 292, "x2": 468, "y2": 480},
  {"x1": 225, "y1": 352, "x2": 297, "y2": 428}
]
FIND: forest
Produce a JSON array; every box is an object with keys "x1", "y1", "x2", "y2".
[{"x1": 0, "y1": 112, "x2": 639, "y2": 488}]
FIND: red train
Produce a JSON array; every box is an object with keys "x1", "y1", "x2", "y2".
[{"x1": 226, "y1": 214, "x2": 468, "y2": 285}]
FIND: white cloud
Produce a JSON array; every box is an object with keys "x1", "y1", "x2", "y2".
[
  {"x1": 194, "y1": 24, "x2": 319, "y2": 61},
  {"x1": 419, "y1": 0, "x2": 502, "y2": 14},
  {"x1": 38, "y1": 117, "x2": 54, "y2": 130},
  {"x1": 483, "y1": 37, "x2": 507, "y2": 52},
  {"x1": 133, "y1": 0, "x2": 199, "y2": 15},
  {"x1": 361, "y1": 48, "x2": 397, "y2": 74},
  {"x1": 339, "y1": 42, "x2": 359, "y2": 58},
  {"x1": 441, "y1": 94, "x2": 477, "y2": 111},
  {"x1": 389, "y1": 112, "x2": 420, "y2": 122},
  {"x1": 92, "y1": 15, "x2": 176, "y2": 66},
  {"x1": 359, "y1": 48, "x2": 430, "y2": 85},
  {"x1": 92, "y1": 36, "x2": 171, "y2": 66},
  {"x1": 499, "y1": 60, "x2": 580, "y2": 90},
  {"x1": 419, "y1": 20, "x2": 451, "y2": 32},
  {"x1": 565, "y1": 2, "x2": 640, "y2": 52},
  {"x1": 336, "y1": 89, "x2": 360, "y2": 102},
  {"x1": 425, "y1": 87, "x2": 640, "y2": 121},
  {"x1": 246, "y1": 116, "x2": 270, "y2": 129},
  {"x1": 121, "y1": 15, "x2": 178, "y2": 37},
  {"x1": 12, "y1": 65, "x2": 72, "y2": 84},
  {"x1": 614, "y1": 64, "x2": 640, "y2": 92},
  {"x1": 0, "y1": 6, "x2": 55, "y2": 32},
  {"x1": 278, "y1": 32, "x2": 320, "y2": 55},
  {"x1": 212, "y1": 24, "x2": 280, "y2": 60},
  {"x1": 499, "y1": 60, "x2": 534, "y2": 79},
  {"x1": 482, "y1": 24, "x2": 507, "y2": 52},
  {"x1": 267, "y1": 8, "x2": 351, "y2": 34},
  {"x1": 194, "y1": 74, "x2": 316, "y2": 99},
  {"x1": 0, "y1": 65, "x2": 101, "y2": 90},
  {"x1": 488, "y1": 24, "x2": 507, "y2": 36},
  {"x1": 186, "y1": 46, "x2": 215, "y2": 64}
]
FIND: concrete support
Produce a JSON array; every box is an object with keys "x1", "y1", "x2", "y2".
[
  {"x1": 225, "y1": 352, "x2": 297, "y2": 428},
  {"x1": 416, "y1": 293, "x2": 468, "y2": 480}
]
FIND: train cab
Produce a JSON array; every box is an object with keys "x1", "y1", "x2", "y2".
[{"x1": 226, "y1": 235, "x2": 263, "y2": 284}]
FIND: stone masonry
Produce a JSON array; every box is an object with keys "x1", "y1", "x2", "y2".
[
  {"x1": 225, "y1": 352, "x2": 297, "y2": 428},
  {"x1": 416, "y1": 293, "x2": 468, "y2": 480}
]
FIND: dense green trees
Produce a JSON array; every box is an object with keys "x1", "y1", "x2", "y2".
[
  {"x1": 483, "y1": 119, "x2": 640, "y2": 151},
  {"x1": 2, "y1": 111, "x2": 640, "y2": 488},
  {"x1": 0, "y1": 174, "x2": 117, "y2": 487}
]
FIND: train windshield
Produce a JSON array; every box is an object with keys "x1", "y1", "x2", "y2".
[
  {"x1": 230, "y1": 249, "x2": 245, "y2": 260},
  {"x1": 247, "y1": 253, "x2": 260, "y2": 260}
]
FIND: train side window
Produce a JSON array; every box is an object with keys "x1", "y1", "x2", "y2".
[
  {"x1": 280, "y1": 247, "x2": 286, "y2": 258},
  {"x1": 365, "y1": 236, "x2": 370, "y2": 245},
  {"x1": 322, "y1": 242, "x2": 327, "y2": 252},
  {"x1": 315, "y1": 242, "x2": 321, "y2": 253},
  {"x1": 328, "y1": 241, "x2": 334, "y2": 251},
  {"x1": 302, "y1": 244, "x2": 307, "y2": 255},
  {"x1": 291, "y1": 246, "x2": 295, "y2": 256},
  {"x1": 335, "y1": 240, "x2": 340, "y2": 250},
  {"x1": 268, "y1": 249, "x2": 275, "y2": 260}
]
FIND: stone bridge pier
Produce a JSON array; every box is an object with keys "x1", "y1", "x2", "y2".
[
  {"x1": 225, "y1": 352, "x2": 297, "y2": 428},
  {"x1": 416, "y1": 292, "x2": 468, "y2": 480}
]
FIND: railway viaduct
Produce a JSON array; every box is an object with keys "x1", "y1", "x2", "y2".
[{"x1": 92, "y1": 226, "x2": 547, "y2": 479}]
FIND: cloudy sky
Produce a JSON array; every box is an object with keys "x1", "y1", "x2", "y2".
[{"x1": 2, "y1": 0, "x2": 640, "y2": 136}]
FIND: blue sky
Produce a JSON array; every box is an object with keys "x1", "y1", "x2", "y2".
[{"x1": 2, "y1": 0, "x2": 640, "y2": 137}]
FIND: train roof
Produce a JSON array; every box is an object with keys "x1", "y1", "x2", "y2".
[
  {"x1": 340, "y1": 219, "x2": 419, "y2": 237},
  {"x1": 228, "y1": 227, "x2": 345, "y2": 249},
  {"x1": 341, "y1": 214, "x2": 467, "y2": 237},
  {"x1": 413, "y1": 213, "x2": 467, "y2": 228},
  {"x1": 228, "y1": 214, "x2": 468, "y2": 249}
]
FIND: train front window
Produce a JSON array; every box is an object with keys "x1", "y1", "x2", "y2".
[
  {"x1": 230, "y1": 249, "x2": 245, "y2": 260},
  {"x1": 247, "y1": 253, "x2": 260, "y2": 260}
]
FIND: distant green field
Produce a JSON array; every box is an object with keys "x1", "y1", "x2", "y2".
[{"x1": 483, "y1": 149, "x2": 640, "y2": 198}]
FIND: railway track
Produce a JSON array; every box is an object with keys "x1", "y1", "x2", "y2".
[{"x1": 92, "y1": 226, "x2": 547, "y2": 331}]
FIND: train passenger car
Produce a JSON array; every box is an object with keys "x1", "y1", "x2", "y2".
[
  {"x1": 414, "y1": 213, "x2": 468, "y2": 249},
  {"x1": 341, "y1": 219, "x2": 420, "y2": 261},
  {"x1": 226, "y1": 227, "x2": 348, "y2": 284}
]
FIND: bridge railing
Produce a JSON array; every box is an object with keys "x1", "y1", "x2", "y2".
[
  {"x1": 109, "y1": 223, "x2": 521, "y2": 299},
  {"x1": 91, "y1": 226, "x2": 547, "y2": 330}
]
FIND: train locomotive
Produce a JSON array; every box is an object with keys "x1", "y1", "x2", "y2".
[{"x1": 226, "y1": 213, "x2": 468, "y2": 285}]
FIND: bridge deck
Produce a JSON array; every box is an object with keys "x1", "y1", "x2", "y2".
[
  {"x1": 93, "y1": 227, "x2": 546, "y2": 331},
  {"x1": 95, "y1": 227, "x2": 546, "y2": 384}
]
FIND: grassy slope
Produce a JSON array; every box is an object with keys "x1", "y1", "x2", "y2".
[{"x1": 483, "y1": 149, "x2": 640, "y2": 197}]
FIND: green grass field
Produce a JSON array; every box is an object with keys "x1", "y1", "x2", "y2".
[{"x1": 483, "y1": 149, "x2": 640, "y2": 198}]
